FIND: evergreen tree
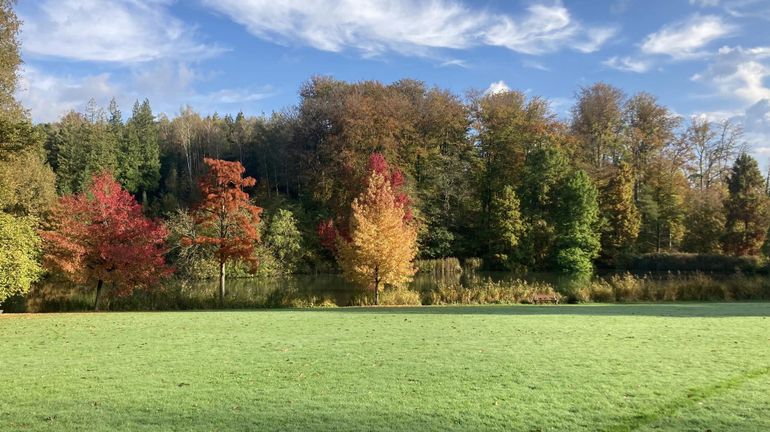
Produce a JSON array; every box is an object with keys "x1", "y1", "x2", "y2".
[
  {"x1": 553, "y1": 170, "x2": 601, "y2": 275},
  {"x1": 723, "y1": 154, "x2": 770, "y2": 256},
  {"x1": 120, "y1": 99, "x2": 160, "y2": 195}
]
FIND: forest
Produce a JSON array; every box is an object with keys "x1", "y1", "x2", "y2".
[{"x1": 2, "y1": 2, "x2": 770, "y2": 309}]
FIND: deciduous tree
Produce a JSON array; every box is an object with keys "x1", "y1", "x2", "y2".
[
  {"x1": 40, "y1": 172, "x2": 170, "y2": 310},
  {"x1": 598, "y1": 162, "x2": 640, "y2": 261},
  {"x1": 0, "y1": 213, "x2": 41, "y2": 306},
  {"x1": 553, "y1": 170, "x2": 601, "y2": 275},
  {"x1": 188, "y1": 158, "x2": 262, "y2": 304},
  {"x1": 337, "y1": 158, "x2": 418, "y2": 305}
]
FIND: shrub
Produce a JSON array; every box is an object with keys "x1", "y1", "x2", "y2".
[
  {"x1": 379, "y1": 287, "x2": 422, "y2": 306},
  {"x1": 425, "y1": 278, "x2": 561, "y2": 305},
  {"x1": 622, "y1": 253, "x2": 765, "y2": 273}
]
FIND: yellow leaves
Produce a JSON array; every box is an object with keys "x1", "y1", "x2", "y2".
[{"x1": 338, "y1": 171, "x2": 417, "y2": 290}]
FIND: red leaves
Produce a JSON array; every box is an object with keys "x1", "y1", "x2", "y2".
[
  {"x1": 190, "y1": 158, "x2": 262, "y2": 271},
  {"x1": 368, "y1": 153, "x2": 412, "y2": 222},
  {"x1": 320, "y1": 153, "x2": 414, "y2": 253},
  {"x1": 40, "y1": 172, "x2": 171, "y2": 295}
]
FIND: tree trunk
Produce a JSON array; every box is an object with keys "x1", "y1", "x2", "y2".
[
  {"x1": 373, "y1": 267, "x2": 379, "y2": 306},
  {"x1": 94, "y1": 279, "x2": 103, "y2": 311},
  {"x1": 219, "y1": 261, "x2": 226, "y2": 306},
  {"x1": 374, "y1": 280, "x2": 379, "y2": 306}
]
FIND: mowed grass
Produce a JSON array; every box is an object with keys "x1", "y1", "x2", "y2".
[{"x1": 1, "y1": 303, "x2": 769, "y2": 431}]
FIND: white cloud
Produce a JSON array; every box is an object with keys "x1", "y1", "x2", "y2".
[
  {"x1": 485, "y1": 81, "x2": 510, "y2": 95},
  {"x1": 20, "y1": 0, "x2": 222, "y2": 63},
  {"x1": 723, "y1": 0, "x2": 770, "y2": 20},
  {"x1": 692, "y1": 45, "x2": 770, "y2": 104},
  {"x1": 203, "y1": 0, "x2": 616, "y2": 57},
  {"x1": 737, "y1": 99, "x2": 770, "y2": 163},
  {"x1": 522, "y1": 60, "x2": 550, "y2": 71},
  {"x1": 641, "y1": 15, "x2": 734, "y2": 59},
  {"x1": 16, "y1": 66, "x2": 119, "y2": 122},
  {"x1": 690, "y1": 0, "x2": 720, "y2": 7},
  {"x1": 16, "y1": 64, "x2": 276, "y2": 122},
  {"x1": 603, "y1": 56, "x2": 652, "y2": 73}
]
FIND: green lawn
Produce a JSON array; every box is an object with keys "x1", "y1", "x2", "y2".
[{"x1": 1, "y1": 303, "x2": 769, "y2": 431}]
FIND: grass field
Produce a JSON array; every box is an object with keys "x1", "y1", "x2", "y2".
[{"x1": 1, "y1": 303, "x2": 769, "y2": 431}]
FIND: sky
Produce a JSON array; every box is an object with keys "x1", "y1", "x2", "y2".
[{"x1": 13, "y1": 0, "x2": 770, "y2": 161}]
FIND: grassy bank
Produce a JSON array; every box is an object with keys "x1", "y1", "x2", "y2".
[{"x1": 1, "y1": 303, "x2": 769, "y2": 431}]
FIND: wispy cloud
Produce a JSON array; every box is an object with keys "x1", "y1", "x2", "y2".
[
  {"x1": 603, "y1": 56, "x2": 652, "y2": 73},
  {"x1": 20, "y1": 0, "x2": 223, "y2": 63},
  {"x1": 641, "y1": 14, "x2": 734, "y2": 59},
  {"x1": 689, "y1": 0, "x2": 720, "y2": 7},
  {"x1": 692, "y1": 45, "x2": 770, "y2": 104},
  {"x1": 16, "y1": 64, "x2": 277, "y2": 122},
  {"x1": 202, "y1": 0, "x2": 616, "y2": 57}
]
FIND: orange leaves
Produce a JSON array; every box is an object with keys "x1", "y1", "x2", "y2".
[
  {"x1": 40, "y1": 172, "x2": 171, "y2": 295},
  {"x1": 190, "y1": 158, "x2": 262, "y2": 270},
  {"x1": 337, "y1": 158, "x2": 418, "y2": 293}
]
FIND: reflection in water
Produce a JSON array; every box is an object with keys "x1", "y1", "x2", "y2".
[
  {"x1": 19, "y1": 269, "x2": 767, "y2": 312},
  {"x1": 186, "y1": 271, "x2": 574, "y2": 305}
]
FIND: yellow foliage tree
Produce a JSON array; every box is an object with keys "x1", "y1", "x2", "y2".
[{"x1": 338, "y1": 170, "x2": 418, "y2": 305}]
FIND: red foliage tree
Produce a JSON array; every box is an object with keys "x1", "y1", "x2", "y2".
[
  {"x1": 40, "y1": 172, "x2": 170, "y2": 310},
  {"x1": 317, "y1": 153, "x2": 412, "y2": 252},
  {"x1": 188, "y1": 158, "x2": 262, "y2": 304}
]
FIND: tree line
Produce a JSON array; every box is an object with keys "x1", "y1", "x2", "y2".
[{"x1": 2, "y1": 1, "x2": 770, "y2": 307}]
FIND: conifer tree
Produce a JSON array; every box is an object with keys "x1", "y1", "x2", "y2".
[{"x1": 723, "y1": 154, "x2": 770, "y2": 256}]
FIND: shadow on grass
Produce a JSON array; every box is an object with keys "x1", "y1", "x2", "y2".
[{"x1": 262, "y1": 302, "x2": 770, "y2": 318}]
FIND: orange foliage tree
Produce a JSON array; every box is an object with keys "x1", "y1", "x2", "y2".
[
  {"x1": 40, "y1": 172, "x2": 170, "y2": 310},
  {"x1": 337, "y1": 155, "x2": 418, "y2": 305},
  {"x1": 187, "y1": 158, "x2": 262, "y2": 304}
]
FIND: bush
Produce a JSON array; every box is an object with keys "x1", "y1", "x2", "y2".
[
  {"x1": 380, "y1": 287, "x2": 422, "y2": 306},
  {"x1": 622, "y1": 253, "x2": 765, "y2": 273},
  {"x1": 425, "y1": 278, "x2": 561, "y2": 305},
  {"x1": 570, "y1": 271, "x2": 770, "y2": 303}
]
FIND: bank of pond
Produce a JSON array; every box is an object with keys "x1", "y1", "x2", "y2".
[{"x1": 6, "y1": 267, "x2": 770, "y2": 313}]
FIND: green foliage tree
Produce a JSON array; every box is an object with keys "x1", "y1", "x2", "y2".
[
  {"x1": 723, "y1": 154, "x2": 770, "y2": 256},
  {"x1": 682, "y1": 188, "x2": 726, "y2": 253},
  {"x1": 0, "y1": 0, "x2": 21, "y2": 117},
  {"x1": 265, "y1": 209, "x2": 303, "y2": 274},
  {"x1": 517, "y1": 147, "x2": 568, "y2": 270},
  {"x1": 552, "y1": 170, "x2": 601, "y2": 275},
  {"x1": 0, "y1": 213, "x2": 42, "y2": 306},
  {"x1": 48, "y1": 104, "x2": 119, "y2": 194},
  {"x1": 637, "y1": 159, "x2": 687, "y2": 252},
  {"x1": 119, "y1": 99, "x2": 160, "y2": 195},
  {"x1": 487, "y1": 185, "x2": 523, "y2": 269},
  {"x1": 598, "y1": 162, "x2": 640, "y2": 261}
]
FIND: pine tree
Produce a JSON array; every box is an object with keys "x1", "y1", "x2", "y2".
[
  {"x1": 723, "y1": 154, "x2": 770, "y2": 256},
  {"x1": 120, "y1": 99, "x2": 160, "y2": 195}
]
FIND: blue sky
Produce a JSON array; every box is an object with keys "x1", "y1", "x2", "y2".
[{"x1": 13, "y1": 0, "x2": 770, "y2": 159}]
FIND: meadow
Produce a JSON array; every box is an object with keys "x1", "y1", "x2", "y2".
[{"x1": 2, "y1": 303, "x2": 769, "y2": 431}]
